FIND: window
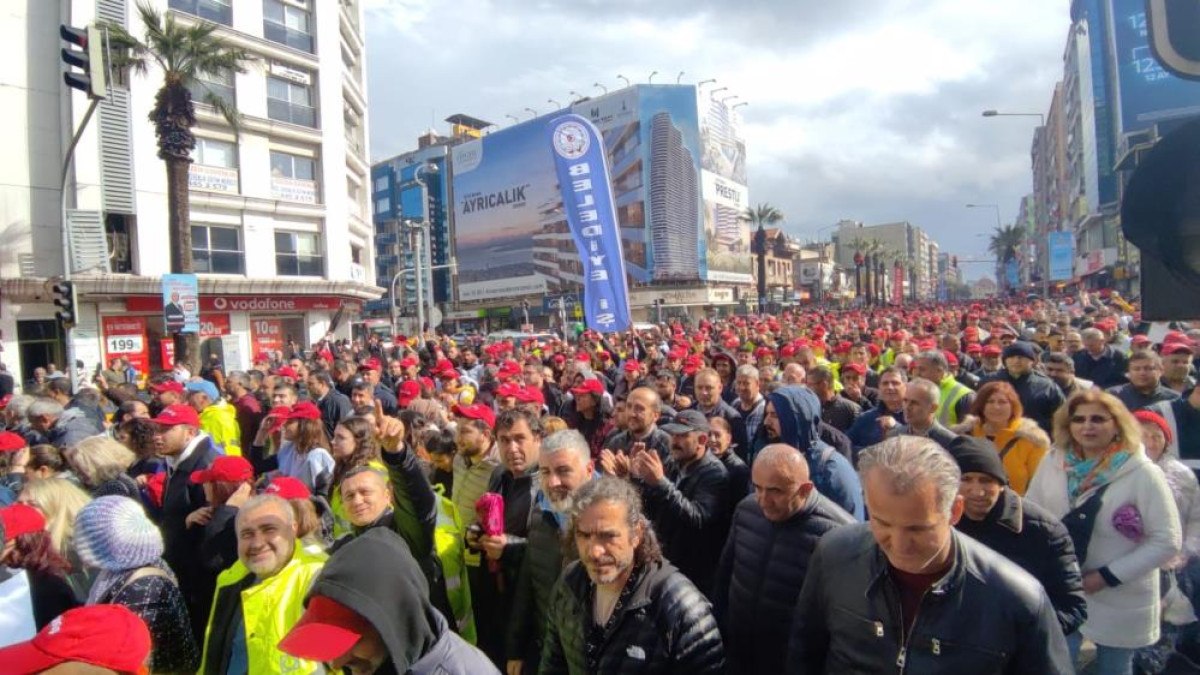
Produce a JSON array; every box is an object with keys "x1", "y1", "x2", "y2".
[
  {"x1": 373, "y1": 175, "x2": 389, "y2": 193},
  {"x1": 267, "y1": 75, "x2": 316, "y2": 127},
  {"x1": 187, "y1": 69, "x2": 235, "y2": 108},
  {"x1": 169, "y1": 0, "x2": 232, "y2": 25},
  {"x1": 192, "y1": 138, "x2": 236, "y2": 168},
  {"x1": 375, "y1": 196, "x2": 391, "y2": 214},
  {"x1": 276, "y1": 231, "x2": 323, "y2": 276},
  {"x1": 263, "y1": 0, "x2": 314, "y2": 53},
  {"x1": 192, "y1": 225, "x2": 245, "y2": 274},
  {"x1": 270, "y1": 151, "x2": 315, "y2": 180}
]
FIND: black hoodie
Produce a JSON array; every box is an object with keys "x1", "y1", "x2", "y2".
[{"x1": 305, "y1": 528, "x2": 498, "y2": 674}]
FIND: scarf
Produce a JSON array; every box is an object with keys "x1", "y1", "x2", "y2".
[
  {"x1": 87, "y1": 558, "x2": 176, "y2": 606},
  {"x1": 1064, "y1": 441, "x2": 1131, "y2": 502}
]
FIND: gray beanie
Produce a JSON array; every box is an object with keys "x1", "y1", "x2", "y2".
[{"x1": 74, "y1": 496, "x2": 163, "y2": 571}]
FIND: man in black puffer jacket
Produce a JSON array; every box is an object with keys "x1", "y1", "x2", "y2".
[
  {"x1": 787, "y1": 436, "x2": 1071, "y2": 675},
  {"x1": 541, "y1": 477, "x2": 725, "y2": 674},
  {"x1": 713, "y1": 444, "x2": 855, "y2": 673},
  {"x1": 949, "y1": 436, "x2": 1087, "y2": 638}
]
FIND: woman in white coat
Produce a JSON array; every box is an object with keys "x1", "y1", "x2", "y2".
[{"x1": 1026, "y1": 389, "x2": 1182, "y2": 675}]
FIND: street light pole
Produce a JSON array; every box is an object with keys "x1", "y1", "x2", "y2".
[
  {"x1": 981, "y1": 110, "x2": 1046, "y2": 126},
  {"x1": 756, "y1": 223, "x2": 768, "y2": 314}
]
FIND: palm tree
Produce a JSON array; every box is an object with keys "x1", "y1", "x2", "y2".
[
  {"x1": 742, "y1": 204, "x2": 783, "y2": 313},
  {"x1": 105, "y1": 2, "x2": 253, "y2": 372},
  {"x1": 988, "y1": 224, "x2": 1025, "y2": 291}
]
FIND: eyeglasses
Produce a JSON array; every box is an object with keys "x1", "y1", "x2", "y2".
[{"x1": 1070, "y1": 415, "x2": 1112, "y2": 425}]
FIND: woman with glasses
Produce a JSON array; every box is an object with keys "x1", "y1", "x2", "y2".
[{"x1": 1027, "y1": 389, "x2": 1182, "y2": 675}]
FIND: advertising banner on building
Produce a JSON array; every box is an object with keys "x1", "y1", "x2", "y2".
[
  {"x1": 1048, "y1": 232, "x2": 1075, "y2": 281},
  {"x1": 1110, "y1": 0, "x2": 1200, "y2": 135},
  {"x1": 451, "y1": 85, "x2": 709, "y2": 302},
  {"x1": 548, "y1": 114, "x2": 631, "y2": 333},
  {"x1": 251, "y1": 318, "x2": 285, "y2": 357},
  {"x1": 102, "y1": 316, "x2": 149, "y2": 376},
  {"x1": 162, "y1": 274, "x2": 199, "y2": 334},
  {"x1": 698, "y1": 94, "x2": 751, "y2": 283}
]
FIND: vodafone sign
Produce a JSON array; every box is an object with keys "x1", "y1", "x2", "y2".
[{"x1": 127, "y1": 295, "x2": 359, "y2": 312}]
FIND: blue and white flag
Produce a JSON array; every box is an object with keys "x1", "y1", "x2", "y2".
[{"x1": 547, "y1": 114, "x2": 631, "y2": 333}]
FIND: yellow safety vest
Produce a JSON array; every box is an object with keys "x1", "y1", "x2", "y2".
[
  {"x1": 200, "y1": 546, "x2": 328, "y2": 674},
  {"x1": 432, "y1": 484, "x2": 476, "y2": 643},
  {"x1": 937, "y1": 375, "x2": 972, "y2": 427}
]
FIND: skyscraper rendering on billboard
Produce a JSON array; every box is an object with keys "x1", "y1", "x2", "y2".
[{"x1": 650, "y1": 112, "x2": 700, "y2": 280}]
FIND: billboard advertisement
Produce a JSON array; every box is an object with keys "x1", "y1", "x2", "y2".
[
  {"x1": 1109, "y1": 0, "x2": 1200, "y2": 135},
  {"x1": 1048, "y1": 231, "x2": 1075, "y2": 281},
  {"x1": 162, "y1": 274, "x2": 199, "y2": 334},
  {"x1": 451, "y1": 85, "x2": 708, "y2": 303},
  {"x1": 698, "y1": 94, "x2": 751, "y2": 283}
]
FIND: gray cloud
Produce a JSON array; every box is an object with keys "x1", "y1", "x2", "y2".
[{"x1": 364, "y1": 0, "x2": 1072, "y2": 279}]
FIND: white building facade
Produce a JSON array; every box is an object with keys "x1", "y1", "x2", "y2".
[{"x1": 0, "y1": 0, "x2": 379, "y2": 385}]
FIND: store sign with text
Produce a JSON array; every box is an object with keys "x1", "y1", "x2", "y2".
[
  {"x1": 251, "y1": 318, "x2": 285, "y2": 356},
  {"x1": 127, "y1": 295, "x2": 357, "y2": 313},
  {"x1": 102, "y1": 316, "x2": 150, "y2": 375}
]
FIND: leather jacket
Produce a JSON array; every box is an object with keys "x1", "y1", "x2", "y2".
[{"x1": 787, "y1": 524, "x2": 1072, "y2": 674}]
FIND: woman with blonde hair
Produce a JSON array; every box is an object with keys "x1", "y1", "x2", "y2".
[
  {"x1": 1026, "y1": 389, "x2": 1182, "y2": 673},
  {"x1": 960, "y1": 381, "x2": 1050, "y2": 495},
  {"x1": 18, "y1": 477, "x2": 93, "y2": 599},
  {"x1": 62, "y1": 435, "x2": 138, "y2": 497}
]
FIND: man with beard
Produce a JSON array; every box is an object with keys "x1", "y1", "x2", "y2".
[
  {"x1": 559, "y1": 377, "x2": 614, "y2": 460},
  {"x1": 601, "y1": 387, "x2": 671, "y2": 463},
  {"x1": 541, "y1": 477, "x2": 725, "y2": 673},
  {"x1": 762, "y1": 386, "x2": 863, "y2": 519},
  {"x1": 151, "y1": 403, "x2": 221, "y2": 645},
  {"x1": 472, "y1": 409, "x2": 543, "y2": 667},
  {"x1": 200, "y1": 494, "x2": 327, "y2": 673},
  {"x1": 506, "y1": 430, "x2": 595, "y2": 675},
  {"x1": 631, "y1": 409, "x2": 731, "y2": 594},
  {"x1": 1042, "y1": 352, "x2": 1093, "y2": 399}
]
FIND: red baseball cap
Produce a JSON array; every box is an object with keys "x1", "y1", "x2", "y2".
[
  {"x1": 966, "y1": 343, "x2": 982, "y2": 355},
  {"x1": 399, "y1": 356, "x2": 419, "y2": 368},
  {"x1": 1, "y1": 503, "x2": 45, "y2": 541},
  {"x1": 1131, "y1": 335, "x2": 1151, "y2": 346},
  {"x1": 779, "y1": 344, "x2": 797, "y2": 357},
  {"x1": 0, "y1": 604, "x2": 152, "y2": 675},
  {"x1": 150, "y1": 380, "x2": 184, "y2": 394},
  {"x1": 574, "y1": 351, "x2": 592, "y2": 363},
  {"x1": 497, "y1": 361, "x2": 522, "y2": 379},
  {"x1": 982, "y1": 345, "x2": 1002, "y2": 357},
  {"x1": 623, "y1": 359, "x2": 641, "y2": 373},
  {"x1": 150, "y1": 404, "x2": 200, "y2": 427},
  {"x1": 496, "y1": 382, "x2": 523, "y2": 399},
  {"x1": 190, "y1": 455, "x2": 254, "y2": 485},
  {"x1": 571, "y1": 378, "x2": 605, "y2": 397},
  {"x1": 453, "y1": 403, "x2": 495, "y2": 429},
  {"x1": 266, "y1": 405, "x2": 292, "y2": 433},
  {"x1": 0, "y1": 394, "x2": 12, "y2": 410},
  {"x1": 0, "y1": 430, "x2": 27, "y2": 453},
  {"x1": 842, "y1": 362, "x2": 867, "y2": 376},
  {"x1": 358, "y1": 358, "x2": 382, "y2": 372},
  {"x1": 397, "y1": 380, "x2": 421, "y2": 407},
  {"x1": 278, "y1": 595, "x2": 373, "y2": 663},
  {"x1": 274, "y1": 366, "x2": 299, "y2": 379},
  {"x1": 514, "y1": 386, "x2": 545, "y2": 405},
  {"x1": 942, "y1": 350, "x2": 959, "y2": 367},
  {"x1": 288, "y1": 401, "x2": 322, "y2": 421},
  {"x1": 264, "y1": 476, "x2": 312, "y2": 501}
]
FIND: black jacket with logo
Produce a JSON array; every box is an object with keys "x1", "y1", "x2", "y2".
[{"x1": 541, "y1": 558, "x2": 725, "y2": 674}]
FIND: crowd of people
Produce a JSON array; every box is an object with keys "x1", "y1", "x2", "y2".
[{"x1": 0, "y1": 291, "x2": 1197, "y2": 674}]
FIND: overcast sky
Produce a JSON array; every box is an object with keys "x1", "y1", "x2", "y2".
[{"x1": 363, "y1": 0, "x2": 1072, "y2": 280}]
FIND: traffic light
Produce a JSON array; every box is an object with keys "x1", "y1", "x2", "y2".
[
  {"x1": 1146, "y1": 0, "x2": 1200, "y2": 81},
  {"x1": 60, "y1": 24, "x2": 107, "y2": 99},
  {"x1": 1120, "y1": 116, "x2": 1200, "y2": 320},
  {"x1": 52, "y1": 281, "x2": 77, "y2": 326}
]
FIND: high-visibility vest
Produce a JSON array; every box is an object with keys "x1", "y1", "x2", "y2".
[
  {"x1": 432, "y1": 484, "x2": 476, "y2": 643},
  {"x1": 937, "y1": 375, "x2": 972, "y2": 426}
]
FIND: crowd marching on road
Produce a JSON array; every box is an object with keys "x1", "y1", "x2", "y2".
[{"x1": 0, "y1": 291, "x2": 1199, "y2": 674}]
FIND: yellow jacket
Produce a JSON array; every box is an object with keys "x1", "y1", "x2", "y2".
[
  {"x1": 200, "y1": 545, "x2": 328, "y2": 674},
  {"x1": 201, "y1": 399, "x2": 242, "y2": 457},
  {"x1": 971, "y1": 418, "x2": 1050, "y2": 496}
]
